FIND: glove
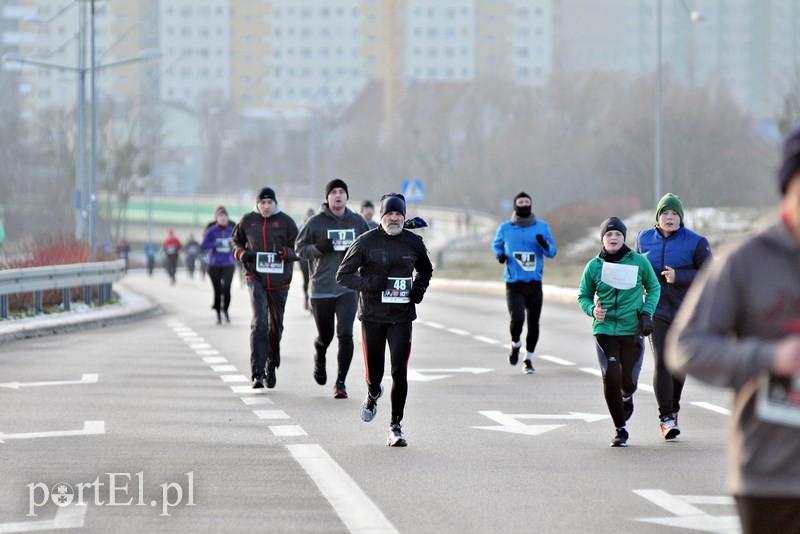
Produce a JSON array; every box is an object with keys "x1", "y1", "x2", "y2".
[
  {"x1": 409, "y1": 286, "x2": 424, "y2": 304},
  {"x1": 239, "y1": 250, "x2": 254, "y2": 263},
  {"x1": 317, "y1": 239, "x2": 335, "y2": 254},
  {"x1": 272, "y1": 242, "x2": 286, "y2": 258},
  {"x1": 497, "y1": 253, "x2": 507, "y2": 264},
  {"x1": 536, "y1": 234, "x2": 549, "y2": 250},
  {"x1": 639, "y1": 312, "x2": 654, "y2": 337},
  {"x1": 366, "y1": 275, "x2": 389, "y2": 291}
]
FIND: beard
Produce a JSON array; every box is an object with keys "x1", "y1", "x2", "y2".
[{"x1": 382, "y1": 222, "x2": 403, "y2": 236}]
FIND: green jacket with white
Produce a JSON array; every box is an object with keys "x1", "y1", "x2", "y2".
[{"x1": 577, "y1": 248, "x2": 661, "y2": 336}]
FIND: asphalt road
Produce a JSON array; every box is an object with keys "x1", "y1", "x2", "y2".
[{"x1": 0, "y1": 269, "x2": 739, "y2": 533}]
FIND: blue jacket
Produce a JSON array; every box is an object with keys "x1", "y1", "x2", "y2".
[
  {"x1": 201, "y1": 223, "x2": 235, "y2": 267},
  {"x1": 492, "y1": 217, "x2": 556, "y2": 283},
  {"x1": 635, "y1": 225, "x2": 712, "y2": 322}
]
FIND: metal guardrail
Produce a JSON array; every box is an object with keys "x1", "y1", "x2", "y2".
[{"x1": 0, "y1": 260, "x2": 126, "y2": 319}]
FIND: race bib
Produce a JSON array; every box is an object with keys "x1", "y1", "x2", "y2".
[
  {"x1": 255, "y1": 252, "x2": 284, "y2": 274},
  {"x1": 166, "y1": 245, "x2": 177, "y2": 255},
  {"x1": 215, "y1": 238, "x2": 231, "y2": 253},
  {"x1": 756, "y1": 373, "x2": 800, "y2": 428},
  {"x1": 512, "y1": 251, "x2": 537, "y2": 272},
  {"x1": 327, "y1": 228, "x2": 356, "y2": 252},
  {"x1": 600, "y1": 262, "x2": 638, "y2": 290},
  {"x1": 381, "y1": 277, "x2": 412, "y2": 303}
]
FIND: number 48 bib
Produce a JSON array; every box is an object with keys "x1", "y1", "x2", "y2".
[{"x1": 382, "y1": 277, "x2": 412, "y2": 303}]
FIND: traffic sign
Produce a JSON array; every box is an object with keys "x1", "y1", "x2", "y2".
[{"x1": 401, "y1": 179, "x2": 425, "y2": 203}]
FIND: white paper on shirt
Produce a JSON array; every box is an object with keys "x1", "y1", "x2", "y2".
[
  {"x1": 600, "y1": 262, "x2": 638, "y2": 290},
  {"x1": 255, "y1": 252, "x2": 284, "y2": 274},
  {"x1": 381, "y1": 277, "x2": 412, "y2": 303},
  {"x1": 327, "y1": 228, "x2": 356, "y2": 251},
  {"x1": 756, "y1": 373, "x2": 800, "y2": 428}
]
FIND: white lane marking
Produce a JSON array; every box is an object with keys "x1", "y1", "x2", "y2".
[
  {"x1": 287, "y1": 444, "x2": 398, "y2": 533},
  {"x1": 0, "y1": 421, "x2": 104, "y2": 443},
  {"x1": 254, "y1": 410, "x2": 290, "y2": 420},
  {"x1": 182, "y1": 338, "x2": 205, "y2": 344},
  {"x1": 0, "y1": 504, "x2": 87, "y2": 533},
  {"x1": 0, "y1": 374, "x2": 99, "y2": 389},
  {"x1": 196, "y1": 349, "x2": 220, "y2": 356},
  {"x1": 446, "y1": 328, "x2": 470, "y2": 336},
  {"x1": 539, "y1": 355, "x2": 575, "y2": 366},
  {"x1": 203, "y1": 356, "x2": 228, "y2": 364},
  {"x1": 220, "y1": 375, "x2": 249, "y2": 383},
  {"x1": 692, "y1": 402, "x2": 731, "y2": 416},
  {"x1": 210, "y1": 365, "x2": 238, "y2": 372},
  {"x1": 270, "y1": 425, "x2": 307, "y2": 436},
  {"x1": 473, "y1": 335, "x2": 501, "y2": 344},
  {"x1": 175, "y1": 331, "x2": 198, "y2": 338},
  {"x1": 230, "y1": 385, "x2": 263, "y2": 394},
  {"x1": 424, "y1": 322, "x2": 444, "y2": 329},
  {"x1": 166, "y1": 321, "x2": 184, "y2": 327},
  {"x1": 241, "y1": 397, "x2": 275, "y2": 406},
  {"x1": 634, "y1": 489, "x2": 707, "y2": 516},
  {"x1": 633, "y1": 489, "x2": 739, "y2": 531},
  {"x1": 188, "y1": 343, "x2": 212, "y2": 350}
]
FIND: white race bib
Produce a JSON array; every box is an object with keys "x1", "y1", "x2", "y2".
[
  {"x1": 512, "y1": 251, "x2": 537, "y2": 272},
  {"x1": 381, "y1": 277, "x2": 412, "y2": 303},
  {"x1": 327, "y1": 228, "x2": 356, "y2": 252},
  {"x1": 215, "y1": 237, "x2": 231, "y2": 253},
  {"x1": 255, "y1": 252, "x2": 284, "y2": 274},
  {"x1": 756, "y1": 373, "x2": 800, "y2": 428},
  {"x1": 600, "y1": 262, "x2": 638, "y2": 290}
]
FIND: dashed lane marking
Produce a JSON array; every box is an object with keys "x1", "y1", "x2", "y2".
[
  {"x1": 254, "y1": 410, "x2": 290, "y2": 420},
  {"x1": 472, "y1": 335, "x2": 501, "y2": 344},
  {"x1": 287, "y1": 444, "x2": 398, "y2": 534},
  {"x1": 691, "y1": 402, "x2": 731, "y2": 416},
  {"x1": 196, "y1": 349, "x2": 220, "y2": 356},
  {"x1": 210, "y1": 365, "x2": 238, "y2": 372},
  {"x1": 539, "y1": 355, "x2": 575, "y2": 366},
  {"x1": 241, "y1": 397, "x2": 275, "y2": 406},
  {"x1": 203, "y1": 356, "x2": 227, "y2": 364},
  {"x1": 270, "y1": 426, "x2": 307, "y2": 437},
  {"x1": 446, "y1": 328, "x2": 470, "y2": 336},
  {"x1": 219, "y1": 374, "x2": 249, "y2": 383}
]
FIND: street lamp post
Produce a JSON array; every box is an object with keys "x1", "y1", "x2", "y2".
[{"x1": 2, "y1": 3, "x2": 161, "y2": 261}]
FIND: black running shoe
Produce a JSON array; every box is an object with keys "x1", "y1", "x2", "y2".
[
  {"x1": 611, "y1": 427, "x2": 629, "y2": 447},
  {"x1": 333, "y1": 381, "x2": 348, "y2": 399},
  {"x1": 314, "y1": 358, "x2": 327, "y2": 385},
  {"x1": 509, "y1": 344, "x2": 520, "y2": 366},
  {"x1": 265, "y1": 366, "x2": 276, "y2": 389},
  {"x1": 252, "y1": 376, "x2": 265, "y2": 389},
  {"x1": 522, "y1": 359, "x2": 535, "y2": 374}
]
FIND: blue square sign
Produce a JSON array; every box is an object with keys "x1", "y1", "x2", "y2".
[{"x1": 401, "y1": 179, "x2": 425, "y2": 203}]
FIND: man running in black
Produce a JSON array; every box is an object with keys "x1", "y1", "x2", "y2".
[{"x1": 336, "y1": 193, "x2": 433, "y2": 446}]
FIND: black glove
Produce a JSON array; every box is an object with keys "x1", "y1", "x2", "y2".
[
  {"x1": 409, "y1": 286, "x2": 424, "y2": 304},
  {"x1": 366, "y1": 275, "x2": 389, "y2": 291},
  {"x1": 639, "y1": 312, "x2": 654, "y2": 337},
  {"x1": 272, "y1": 242, "x2": 286, "y2": 258},
  {"x1": 536, "y1": 234, "x2": 549, "y2": 250},
  {"x1": 317, "y1": 239, "x2": 335, "y2": 254},
  {"x1": 497, "y1": 253, "x2": 507, "y2": 264},
  {"x1": 239, "y1": 250, "x2": 254, "y2": 263}
]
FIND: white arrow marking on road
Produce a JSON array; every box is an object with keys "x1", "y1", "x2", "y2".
[
  {"x1": 0, "y1": 421, "x2": 105, "y2": 443},
  {"x1": 0, "y1": 504, "x2": 87, "y2": 533},
  {"x1": 407, "y1": 367, "x2": 493, "y2": 382},
  {"x1": 473, "y1": 410, "x2": 609, "y2": 436},
  {"x1": 633, "y1": 489, "x2": 739, "y2": 533},
  {"x1": 0, "y1": 374, "x2": 99, "y2": 389}
]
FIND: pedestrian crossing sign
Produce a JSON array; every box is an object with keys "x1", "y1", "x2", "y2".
[{"x1": 401, "y1": 179, "x2": 425, "y2": 203}]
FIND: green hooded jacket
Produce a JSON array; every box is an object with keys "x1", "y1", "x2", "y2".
[{"x1": 577, "y1": 248, "x2": 661, "y2": 336}]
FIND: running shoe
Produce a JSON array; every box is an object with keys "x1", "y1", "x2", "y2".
[
  {"x1": 660, "y1": 416, "x2": 680, "y2": 440},
  {"x1": 252, "y1": 376, "x2": 265, "y2": 389},
  {"x1": 313, "y1": 357, "x2": 327, "y2": 385},
  {"x1": 610, "y1": 427, "x2": 629, "y2": 447},
  {"x1": 360, "y1": 385, "x2": 384, "y2": 422},
  {"x1": 224, "y1": 311, "x2": 230, "y2": 323},
  {"x1": 265, "y1": 366, "x2": 276, "y2": 389},
  {"x1": 623, "y1": 396, "x2": 634, "y2": 421},
  {"x1": 387, "y1": 423, "x2": 407, "y2": 447},
  {"x1": 509, "y1": 344, "x2": 520, "y2": 366},
  {"x1": 333, "y1": 381, "x2": 348, "y2": 399},
  {"x1": 522, "y1": 359, "x2": 535, "y2": 374}
]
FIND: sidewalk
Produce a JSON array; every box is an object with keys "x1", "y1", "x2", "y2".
[{"x1": 0, "y1": 274, "x2": 577, "y2": 343}]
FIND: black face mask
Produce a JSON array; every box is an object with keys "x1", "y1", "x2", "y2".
[{"x1": 514, "y1": 205, "x2": 532, "y2": 218}]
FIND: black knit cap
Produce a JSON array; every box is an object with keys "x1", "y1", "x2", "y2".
[
  {"x1": 599, "y1": 216, "x2": 627, "y2": 241},
  {"x1": 361, "y1": 199, "x2": 374, "y2": 209},
  {"x1": 779, "y1": 128, "x2": 800, "y2": 195},
  {"x1": 256, "y1": 187, "x2": 276, "y2": 202},
  {"x1": 513, "y1": 191, "x2": 532, "y2": 204},
  {"x1": 379, "y1": 193, "x2": 406, "y2": 217},
  {"x1": 325, "y1": 179, "x2": 349, "y2": 199}
]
